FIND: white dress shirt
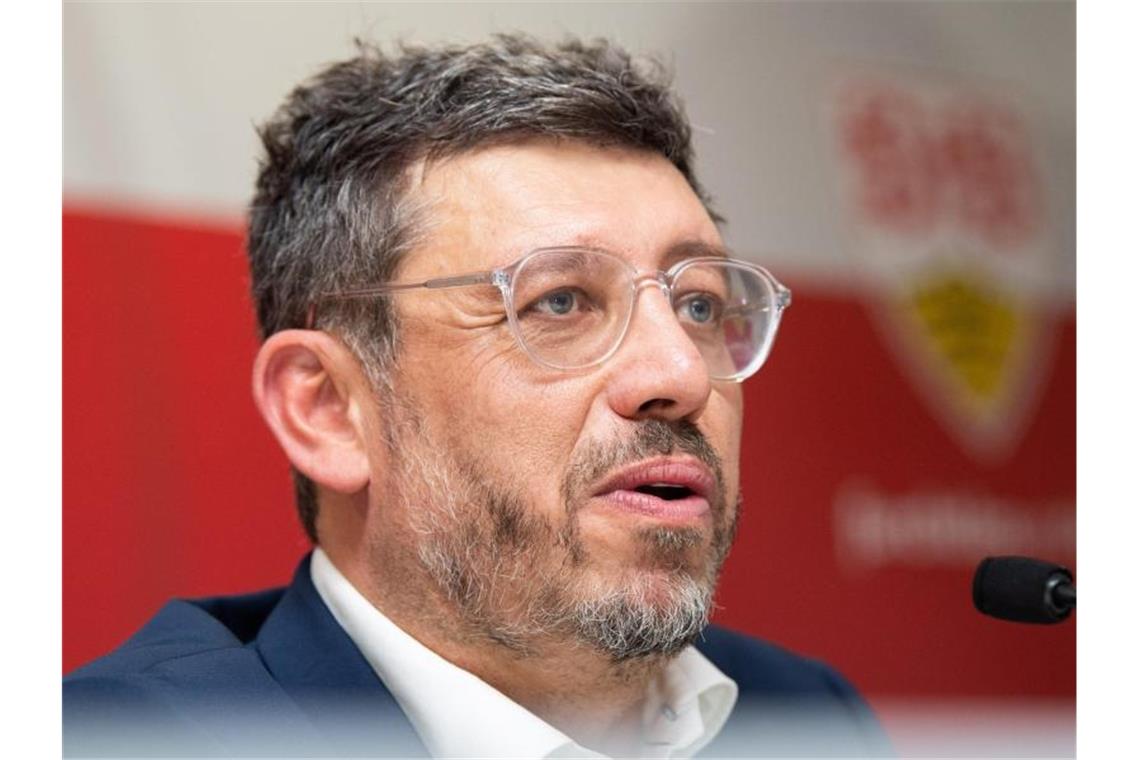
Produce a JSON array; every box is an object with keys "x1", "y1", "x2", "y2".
[{"x1": 310, "y1": 548, "x2": 738, "y2": 758}]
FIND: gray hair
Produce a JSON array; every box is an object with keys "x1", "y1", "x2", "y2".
[{"x1": 247, "y1": 33, "x2": 714, "y2": 543}]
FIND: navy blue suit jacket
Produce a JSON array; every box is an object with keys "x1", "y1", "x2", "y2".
[{"x1": 65, "y1": 555, "x2": 890, "y2": 757}]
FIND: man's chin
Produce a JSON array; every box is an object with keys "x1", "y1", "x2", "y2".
[
  {"x1": 575, "y1": 524, "x2": 722, "y2": 594},
  {"x1": 564, "y1": 569, "x2": 714, "y2": 662},
  {"x1": 631, "y1": 571, "x2": 711, "y2": 609}
]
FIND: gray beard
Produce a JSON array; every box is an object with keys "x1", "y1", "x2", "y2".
[
  {"x1": 389, "y1": 406, "x2": 737, "y2": 662},
  {"x1": 564, "y1": 565, "x2": 717, "y2": 661}
]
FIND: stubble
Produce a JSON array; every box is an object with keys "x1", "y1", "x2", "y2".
[{"x1": 380, "y1": 392, "x2": 739, "y2": 662}]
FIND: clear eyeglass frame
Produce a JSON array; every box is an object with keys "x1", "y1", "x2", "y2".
[{"x1": 307, "y1": 247, "x2": 792, "y2": 382}]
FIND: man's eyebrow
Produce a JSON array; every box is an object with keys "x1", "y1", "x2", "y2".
[
  {"x1": 663, "y1": 240, "x2": 731, "y2": 265},
  {"x1": 514, "y1": 236, "x2": 732, "y2": 266}
]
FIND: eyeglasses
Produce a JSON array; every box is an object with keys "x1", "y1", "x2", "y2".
[{"x1": 309, "y1": 247, "x2": 792, "y2": 382}]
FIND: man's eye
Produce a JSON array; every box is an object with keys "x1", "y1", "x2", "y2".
[
  {"x1": 677, "y1": 293, "x2": 723, "y2": 324},
  {"x1": 530, "y1": 288, "x2": 586, "y2": 316}
]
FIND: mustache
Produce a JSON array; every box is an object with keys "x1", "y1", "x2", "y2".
[{"x1": 561, "y1": 420, "x2": 726, "y2": 509}]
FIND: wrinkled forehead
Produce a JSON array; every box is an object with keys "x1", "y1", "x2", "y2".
[{"x1": 397, "y1": 140, "x2": 725, "y2": 279}]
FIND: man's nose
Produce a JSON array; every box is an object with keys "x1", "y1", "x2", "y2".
[{"x1": 601, "y1": 282, "x2": 713, "y2": 422}]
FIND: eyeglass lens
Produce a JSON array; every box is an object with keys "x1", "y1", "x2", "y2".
[{"x1": 509, "y1": 250, "x2": 779, "y2": 379}]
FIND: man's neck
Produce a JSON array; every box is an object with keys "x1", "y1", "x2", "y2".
[
  {"x1": 419, "y1": 622, "x2": 661, "y2": 754},
  {"x1": 328, "y1": 542, "x2": 669, "y2": 754}
]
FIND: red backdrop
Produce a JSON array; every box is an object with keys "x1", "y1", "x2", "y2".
[{"x1": 64, "y1": 207, "x2": 1075, "y2": 707}]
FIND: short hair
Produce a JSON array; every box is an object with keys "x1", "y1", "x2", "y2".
[{"x1": 247, "y1": 33, "x2": 715, "y2": 543}]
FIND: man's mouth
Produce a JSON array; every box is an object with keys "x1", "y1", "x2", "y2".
[
  {"x1": 590, "y1": 458, "x2": 714, "y2": 522},
  {"x1": 632, "y1": 483, "x2": 696, "y2": 500}
]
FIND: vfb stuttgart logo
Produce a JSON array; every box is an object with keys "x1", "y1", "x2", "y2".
[{"x1": 835, "y1": 76, "x2": 1055, "y2": 461}]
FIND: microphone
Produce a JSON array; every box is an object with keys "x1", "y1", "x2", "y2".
[{"x1": 972, "y1": 556, "x2": 1075, "y2": 624}]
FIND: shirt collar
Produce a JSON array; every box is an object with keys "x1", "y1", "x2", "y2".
[{"x1": 310, "y1": 548, "x2": 737, "y2": 758}]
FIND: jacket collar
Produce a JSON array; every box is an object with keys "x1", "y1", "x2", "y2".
[{"x1": 254, "y1": 553, "x2": 430, "y2": 757}]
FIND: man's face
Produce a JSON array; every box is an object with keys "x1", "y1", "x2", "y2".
[{"x1": 366, "y1": 140, "x2": 743, "y2": 660}]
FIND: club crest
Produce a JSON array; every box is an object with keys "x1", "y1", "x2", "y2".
[{"x1": 833, "y1": 73, "x2": 1058, "y2": 461}]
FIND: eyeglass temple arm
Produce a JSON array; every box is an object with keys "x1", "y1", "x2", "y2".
[
  {"x1": 716, "y1": 285, "x2": 791, "y2": 320},
  {"x1": 305, "y1": 272, "x2": 496, "y2": 328}
]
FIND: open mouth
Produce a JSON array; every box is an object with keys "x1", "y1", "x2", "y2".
[
  {"x1": 633, "y1": 483, "x2": 696, "y2": 501},
  {"x1": 591, "y1": 458, "x2": 714, "y2": 521}
]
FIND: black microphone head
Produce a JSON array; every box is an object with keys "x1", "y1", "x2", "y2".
[{"x1": 973, "y1": 556, "x2": 1074, "y2": 624}]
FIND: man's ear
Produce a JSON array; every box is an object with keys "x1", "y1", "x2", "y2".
[{"x1": 251, "y1": 330, "x2": 372, "y2": 495}]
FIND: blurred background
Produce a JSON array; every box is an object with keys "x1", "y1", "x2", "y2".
[{"x1": 64, "y1": 2, "x2": 1075, "y2": 756}]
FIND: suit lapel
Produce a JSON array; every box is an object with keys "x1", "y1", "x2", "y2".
[{"x1": 254, "y1": 554, "x2": 430, "y2": 757}]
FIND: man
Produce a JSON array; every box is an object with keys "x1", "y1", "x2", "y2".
[{"x1": 65, "y1": 35, "x2": 888, "y2": 757}]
